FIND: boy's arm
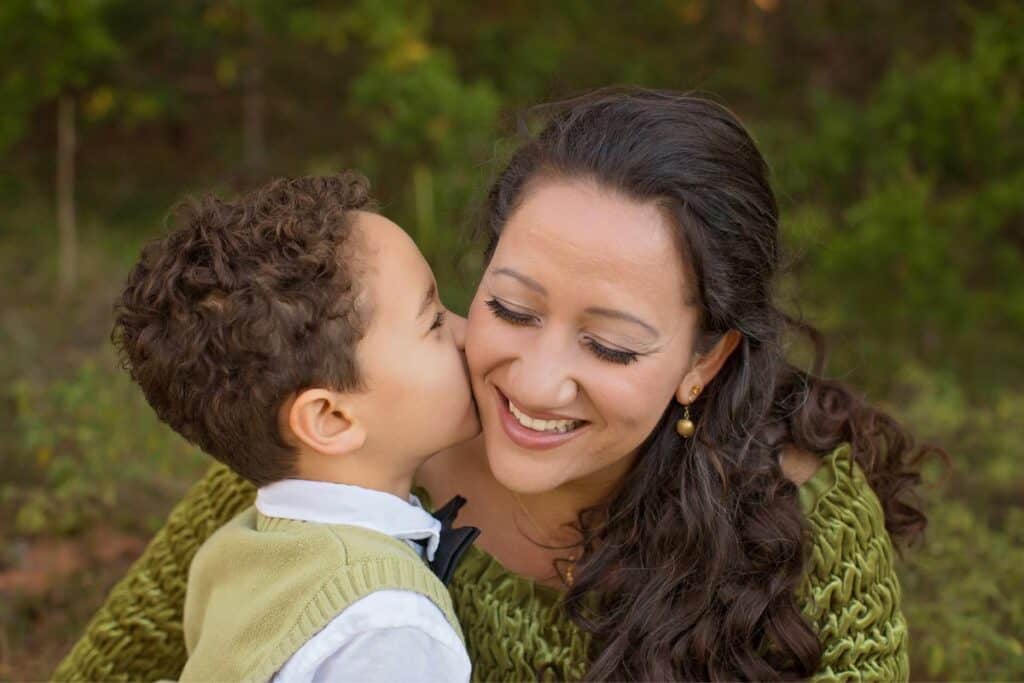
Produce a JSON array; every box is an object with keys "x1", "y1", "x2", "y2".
[
  {"x1": 52, "y1": 464, "x2": 255, "y2": 682},
  {"x1": 272, "y1": 590, "x2": 470, "y2": 683}
]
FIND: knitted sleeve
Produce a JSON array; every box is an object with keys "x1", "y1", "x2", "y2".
[
  {"x1": 52, "y1": 463, "x2": 254, "y2": 682},
  {"x1": 799, "y1": 445, "x2": 910, "y2": 682}
]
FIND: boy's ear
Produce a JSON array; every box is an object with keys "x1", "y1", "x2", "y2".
[{"x1": 287, "y1": 388, "x2": 366, "y2": 457}]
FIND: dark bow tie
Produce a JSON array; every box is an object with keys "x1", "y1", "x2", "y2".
[{"x1": 422, "y1": 495, "x2": 480, "y2": 586}]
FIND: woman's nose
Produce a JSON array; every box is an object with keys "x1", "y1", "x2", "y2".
[
  {"x1": 449, "y1": 312, "x2": 468, "y2": 350},
  {"x1": 508, "y1": 340, "x2": 578, "y2": 409}
]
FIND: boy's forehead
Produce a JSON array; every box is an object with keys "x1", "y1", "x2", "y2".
[
  {"x1": 352, "y1": 212, "x2": 431, "y2": 310},
  {"x1": 354, "y1": 212, "x2": 425, "y2": 268}
]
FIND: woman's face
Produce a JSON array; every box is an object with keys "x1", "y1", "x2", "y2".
[{"x1": 465, "y1": 177, "x2": 701, "y2": 495}]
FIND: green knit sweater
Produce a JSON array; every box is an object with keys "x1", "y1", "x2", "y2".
[
  {"x1": 53, "y1": 444, "x2": 908, "y2": 682},
  {"x1": 181, "y1": 508, "x2": 461, "y2": 682}
]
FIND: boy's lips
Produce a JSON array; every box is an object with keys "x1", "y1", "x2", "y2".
[{"x1": 493, "y1": 387, "x2": 588, "y2": 451}]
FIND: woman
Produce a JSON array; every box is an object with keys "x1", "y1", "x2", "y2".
[{"x1": 56, "y1": 88, "x2": 927, "y2": 681}]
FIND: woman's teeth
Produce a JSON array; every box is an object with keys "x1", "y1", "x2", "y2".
[{"x1": 508, "y1": 399, "x2": 579, "y2": 433}]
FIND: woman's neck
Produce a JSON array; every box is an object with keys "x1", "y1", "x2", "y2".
[
  {"x1": 492, "y1": 445, "x2": 639, "y2": 548},
  {"x1": 510, "y1": 465, "x2": 626, "y2": 539}
]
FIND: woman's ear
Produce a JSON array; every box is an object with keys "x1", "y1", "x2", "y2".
[
  {"x1": 287, "y1": 388, "x2": 366, "y2": 457},
  {"x1": 676, "y1": 330, "x2": 742, "y2": 402}
]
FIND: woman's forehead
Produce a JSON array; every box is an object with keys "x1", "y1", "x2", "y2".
[{"x1": 494, "y1": 179, "x2": 687, "y2": 301}]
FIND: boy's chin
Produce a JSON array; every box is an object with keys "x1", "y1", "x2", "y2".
[
  {"x1": 448, "y1": 416, "x2": 484, "y2": 450},
  {"x1": 450, "y1": 397, "x2": 483, "y2": 446},
  {"x1": 417, "y1": 418, "x2": 482, "y2": 463}
]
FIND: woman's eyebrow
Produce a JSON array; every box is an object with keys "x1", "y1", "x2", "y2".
[
  {"x1": 584, "y1": 307, "x2": 659, "y2": 337},
  {"x1": 492, "y1": 267, "x2": 547, "y2": 295}
]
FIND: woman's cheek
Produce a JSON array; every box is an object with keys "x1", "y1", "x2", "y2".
[
  {"x1": 466, "y1": 307, "x2": 521, "y2": 380},
  {"x1": 464, "y1": 296, "x2": 493, "y2": 372},
  {"x1": 597, "y1": 366, "x2": 676, "y2": 430},
  {"x1": 464, "y1": 321, "x2": 493, "y2": 382}
]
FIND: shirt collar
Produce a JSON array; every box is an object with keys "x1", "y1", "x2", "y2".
[{"x1": 255, "y1": 479, "x2": 441, "y2": 561}]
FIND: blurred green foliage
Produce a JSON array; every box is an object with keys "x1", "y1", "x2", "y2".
[
  {"x1": 0, "y1": 1, "x2": 1021, "y2": 679},
  {"x1": 773, "y1": 4, "x2": 1024, "y2": 391},
  {"x1": 6, "y1": 354, "x2": 206, "y2": 538},
  {"x1": 892, "y1": 367, "x2": 1024, "y2": 678},
  {"x1": 0, "y1": 0, "x2": 119, "y2": 149}
]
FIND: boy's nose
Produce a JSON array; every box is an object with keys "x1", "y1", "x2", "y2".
[{"x1": 449, "y1": 313, "x2": 468, "y2": 350}]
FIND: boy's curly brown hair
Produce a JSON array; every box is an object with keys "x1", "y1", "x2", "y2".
[{"x1": 113, "y1": 173, "x2": 375, "y2": 486}]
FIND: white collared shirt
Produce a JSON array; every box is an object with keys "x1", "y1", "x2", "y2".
[{"x1": 255, "y1": 479, "x2": 471, "y2": 683}]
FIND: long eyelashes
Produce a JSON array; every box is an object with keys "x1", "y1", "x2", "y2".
[
  {"x1": 430, "y1": 310, "x2": 447, "y2": 331},
  {"x1": 583, "y1": 339, "x2": 639, "y2": 365},
  {"x1": 485, "y1": 298, "x2": 640, "y2": 365},
  {"x1": 485, "y1": 298, "x2": 535, "y2": 325}
]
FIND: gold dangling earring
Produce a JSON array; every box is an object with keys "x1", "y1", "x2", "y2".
[
  {"x1": 676, "y1": 384, "x2": 701, "y2": 438},
  {"x1": 676, "y1": 405, "x2": 695, "y2": 438}
]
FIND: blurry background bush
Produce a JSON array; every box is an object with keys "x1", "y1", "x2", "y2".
[{"x1": 0, "y1": 0, "x2": 1021, "y2": 679}]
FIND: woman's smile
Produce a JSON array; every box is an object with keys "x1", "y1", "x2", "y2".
[
  {"x1": 508, "y1": 399, "x2": 579, "y2": 432},
  {"x1": 493, "y1": 386, "x2": 589, "y2": 450}
]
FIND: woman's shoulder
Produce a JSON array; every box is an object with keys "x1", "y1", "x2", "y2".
[
  {"x1": 796, "y1": 444, "x2": 910, "y2": 681},
  {"x1": 780, "y1": 445, "x2": 822, "y2": 485}
]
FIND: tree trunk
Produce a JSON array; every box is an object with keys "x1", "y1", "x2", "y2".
[
  {"x1": 241, "y1": 15, "x2": 268, "y2": 182},
  {"x1": 242, "y1": 61, "x2": 267, "y2": 179},
  {"x1": 239, "y1": 12, "x2": 270, "y2": 184},
  {"x1": 57, "y1": 94, "x2": 77, "y2": 299}
]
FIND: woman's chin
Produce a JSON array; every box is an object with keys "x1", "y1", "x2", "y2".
[{"x1": 484, "y1": 442, "x2": 572, "y2": 495}]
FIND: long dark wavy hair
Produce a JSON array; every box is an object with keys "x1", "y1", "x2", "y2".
[{"x1": 481, "y1": 88, "x2": 934, "y2": 681}]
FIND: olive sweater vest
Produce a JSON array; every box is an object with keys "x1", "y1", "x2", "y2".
[{"x1": 180, "y1": 507, "x2": 461, "y2": 683}]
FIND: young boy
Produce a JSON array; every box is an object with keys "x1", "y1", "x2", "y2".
[{"x1": 113, "y1": 173, "x2": 480, "y2": 682}]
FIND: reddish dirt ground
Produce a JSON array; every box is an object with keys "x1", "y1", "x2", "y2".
[{"x1": 0, "y1": 527, "x2": 146, "y2": 681}]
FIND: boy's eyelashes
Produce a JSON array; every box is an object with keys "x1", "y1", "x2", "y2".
[{"x1": 429, "y1": 309, "x2": 447, "y2": 332}]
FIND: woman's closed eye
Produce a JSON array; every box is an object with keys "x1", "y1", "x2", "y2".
[
  {"x1": 486, "y1": 297, "x2": 641, "y2": 365},
  {"x1": 583, "y1": 338, "x2": 639, "y2": 365},
  {"x1": 485, "y1": 297, "x2": 536, "y2": 326}
]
